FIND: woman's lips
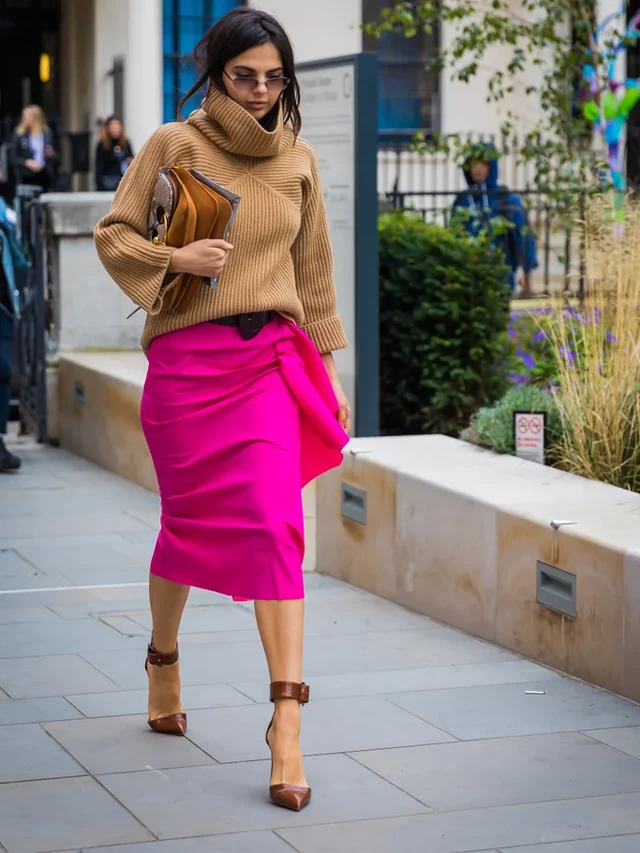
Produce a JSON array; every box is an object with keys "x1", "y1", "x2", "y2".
[{"x1": 248, "y1": 101, "x2": 268, "y2": 110}]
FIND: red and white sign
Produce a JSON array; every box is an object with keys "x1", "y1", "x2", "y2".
[{"x1": 514, "y1": 412, "x2": 545, "y2": 465}]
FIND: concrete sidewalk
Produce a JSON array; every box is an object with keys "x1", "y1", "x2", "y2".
[{"x1": 2, "y1": 440, "x2": 640, "y2": 853}]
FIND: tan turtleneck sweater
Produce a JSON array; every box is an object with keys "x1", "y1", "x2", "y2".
[{"x1": 94, "y1": 88, "x2": 348, "y2": 354}]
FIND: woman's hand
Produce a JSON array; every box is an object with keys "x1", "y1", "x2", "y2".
[
  {"x1": 168, "y1": 239, "x2": 233, "y2": 277},
  {"x1": 321, "y1": 353, "x2": 351, "y2": 434},
  {"x1": 25, "y1": 159, "x2": 42, "y2": 172}
]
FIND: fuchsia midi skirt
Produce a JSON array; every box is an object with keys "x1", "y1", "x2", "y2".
[{"x1": 140, "y1": 316, "x2": 348, "y2": 600}]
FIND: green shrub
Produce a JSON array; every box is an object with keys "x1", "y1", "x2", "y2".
[
  {"x1": 464, "y1": 384, "x2": 562, "y2": 456},
  {"x1": 379, "y1": 211, "x2": 511, "y2": 435}
]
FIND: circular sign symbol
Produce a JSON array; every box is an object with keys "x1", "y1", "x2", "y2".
[
  {"x1": 529, "y1": 416, "x2": 542, "y2": 435},
  {"x1": 517, "y1": 416, "x2": 529, "y2": 434}
]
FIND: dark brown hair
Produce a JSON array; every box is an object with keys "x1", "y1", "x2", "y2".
[
  {"x1": 100, "y1": 116, "x2": 127, "y2": 150},
  {"x1": 178, "y1": 6, "x2": 301, "y2": 137}
]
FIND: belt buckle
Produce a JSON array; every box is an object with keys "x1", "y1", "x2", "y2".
[{"x1": 238, "y1": 313, "x2": 262, "y2": 341}]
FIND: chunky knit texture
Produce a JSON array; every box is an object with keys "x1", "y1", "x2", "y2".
[{"x1": 94, "y1": 87, "x2": 347, "y2": 354}]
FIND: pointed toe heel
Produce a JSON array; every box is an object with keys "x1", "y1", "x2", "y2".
[
  {"x1": 266, "y1": 681, "x2": 311, "y2": 811},
  {"x1": 147, "y1": 712, "x2": 188, "y2": 736},
  {"x1": 145, "y1": 641, "x2": 187, "y2": 736},
  {"x1": 269, "y1": 783, "x2": 312, "y2": 811}
]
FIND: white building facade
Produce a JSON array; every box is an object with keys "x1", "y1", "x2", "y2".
[{"x1": 0, "y1": 0, "x2": 633, "y2": 188}]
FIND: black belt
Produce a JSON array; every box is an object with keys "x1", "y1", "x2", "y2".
[{"x1": 210, "y1": 311, "x2": 275, "y2": 341}]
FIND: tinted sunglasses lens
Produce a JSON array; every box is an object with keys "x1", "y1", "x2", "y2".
[
  {"x1": 233, "y1": 77, "x2": 289, "y2": 93},
  {"x1": 267, "y1": 78, "x2": 289, "y2": 93}
]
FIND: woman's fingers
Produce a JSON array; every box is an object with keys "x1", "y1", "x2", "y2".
[{"x1": 207, "y1": 239, "x2": 233, "y2": 252}]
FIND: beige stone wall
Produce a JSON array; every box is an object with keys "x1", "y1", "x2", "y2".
[{"x1": 317, "y1": 435, "x2": 640, "y2": 702}]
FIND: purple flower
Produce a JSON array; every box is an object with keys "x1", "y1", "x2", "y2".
[
  {"x1": 606, "y1": 331, "x2": 617, "y2": 344},
  {"x1": 510, "y1": 312, "x2": 521, "y2": 322},
  {"x1": 509, "y1": 371, "x2": 530, "y2": 386},
  {"x1": 533, "y1": 330, "x2": 547, "y2": 342},
  {"x1": 508, "y1": 327, "x2": 518, "y2": 340},
  {"x1": 559, "y1": 345, "x2": 576, "y2": 363},
  {"x1": 516, "y1": 349, "x2": 536, "y2": 370}
]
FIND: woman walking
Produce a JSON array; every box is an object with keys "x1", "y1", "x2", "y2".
[
  {"x1": 95, "y1": 116, "x2": 134, "y2": 192},
  {"x1": 11, "y1": 105, "x2": 58, "y2": 192},
  {"x1": 94, "y1": 7, "x2": 349, "y2": 812}
]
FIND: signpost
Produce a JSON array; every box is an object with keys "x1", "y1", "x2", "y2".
[
  {"x1": 297, "y1": 54, "x2": 379, "y2": 437},
  {"x1": 514, "y1": 411, "x2": 546, "y2": 465}
]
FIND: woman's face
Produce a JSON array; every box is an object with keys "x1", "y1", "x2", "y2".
[
  {"x1": 222, "y1": 43, "x2": 287, "y2": 122},
  {"x1": 108, "y1": 119, "x2": 123, "y2": 139},
  {"x1": 21, "y1": 108, "x2": 34, "y2": 130}
]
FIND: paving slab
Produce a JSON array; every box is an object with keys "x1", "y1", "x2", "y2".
[
  {"x1": 0, "y1": 776, "x2": 153, "y2": 853},
  {"x1": 498, "y1": 835, "x2": 640, "y2": 852},
  {"x1": 126, "y1": 604, "x2": 257, "y2": 634},
  {"x1": 0, "y1": 654, "x2": 120, "y2": 698},
  {"x1": 43, "y1": 715, "x2": 216, "y2": 774},
  {"x1": 0, "y1": 617, "x2": 140, "y2": 658},
  {"x1": 350, "y1": 732, "x2": 640, "y2": 811},
  {"x1": 276, "y1": 792, "x2": 640, "y2": 853},
  {"x1": 0, "y1": 723, "x2": 85, "y2": 782},
  {"x1": 66, "y1": 683, "x2": 252, "y2": 718},
  {"x1": 186, "y1": 695, "x2": 455, "y2": 763},
  {"x1": 386, "y1": 678, "x2": 640, "y2": 739},
  {"x1": 98, "y1": 754, "x2": 429, "y2": 839},
  {"x1": 586, "y1": 726, "x2": 640, "y2": 760},
  {"x1": 232, "y1": 660, "x2": 562, "y2": 703},
  {"x1": 0, "y1": 606, "x2": 60, "y2": 624},
  {"x1": 86, "y1": 832, "x2": 296, "y2": 853},
  {"x1": 0, "y1": 697, "x2": 83, "y2": 725},
  {"x1": 4, "y1": 439, "x2": 640, "y2": 853}
]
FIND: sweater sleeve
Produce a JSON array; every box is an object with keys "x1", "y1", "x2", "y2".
[
  {"x1": 292, "y1": 145, "x2": 348, "y2": 354},
  {"x1": 94, "y1": 125, "x2": 177, "y2": 315}
]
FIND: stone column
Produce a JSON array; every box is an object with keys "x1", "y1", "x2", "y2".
[{"x1": 125, "y1": 0, "x2": 163, "y2": 152}]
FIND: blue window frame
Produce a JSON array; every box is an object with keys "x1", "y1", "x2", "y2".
[
  {"x1": 163, "y1": 0, "x2": 242, "y2": 124},
  {"x1": 363, "y1": 1, "x2": 439, "y2": 142}
]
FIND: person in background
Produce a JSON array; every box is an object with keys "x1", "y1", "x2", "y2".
[
  {"x1": 0, "y1": 197, "x2": 29, "y2": 471},
  {"x1": 11, "y1": 105, "x2": 58, "y2": 192},
  {"x1": 95, "y1": 116, "x2": 134, "y2": 192},
  {"x1": 451, "y1": 144, "x2": 537, "y2": 296}
]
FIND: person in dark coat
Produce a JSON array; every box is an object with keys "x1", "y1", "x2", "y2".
[
  {"x1": 95, "y1": 116, "x2": 134, "y2": 192},
  {"x1": 11, "y1": 105, "x2": 58, "y2": 192}
]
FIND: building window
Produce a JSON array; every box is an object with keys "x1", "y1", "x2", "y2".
[
  {"x1": 363, "y1": 0, "x2": 439, "y2": 142},
  {"x1": 163, "y1": 0, "x2": 241, "y2": 124}
]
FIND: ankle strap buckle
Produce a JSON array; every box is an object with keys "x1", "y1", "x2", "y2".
[
  {"x1": 270, "y1": 681, "x2": 310, "y2": 705},
  {"x1": 147, "y1": 643, "x2": 179, "y2": 667}
]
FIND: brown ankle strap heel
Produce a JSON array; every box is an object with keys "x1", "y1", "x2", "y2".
[
  {"x1": 145, "y1": 640, "x2": 186, "y2": 737},
  {"x1": 266, "y1": 681, "x2": 311, "y2": 812},
  {"x1": 269, "y1": 681, "x2": 309, "y2": 704},
  {"x1": 146, "y1": 642, "x2": 180, "y2": 667}
]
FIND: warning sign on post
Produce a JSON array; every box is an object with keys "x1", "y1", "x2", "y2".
[{"x1": 513, "y1": 411, "x2": 546, "y2": 465}]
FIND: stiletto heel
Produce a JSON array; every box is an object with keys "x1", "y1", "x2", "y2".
[
  {"x1": 145, "y1": 640, "x2": 187, "y2": 736},
  {"x1": 266, "y1": 681, "x2": 311, "y2": 811}
]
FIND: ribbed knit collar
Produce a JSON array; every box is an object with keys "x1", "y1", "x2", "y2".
[{"x1": 187, "y1": 86, "x2": 294, "y2": 158}]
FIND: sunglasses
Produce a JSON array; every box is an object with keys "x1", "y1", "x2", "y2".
[{"x1": 223, "y1": 70, "x2": 290, "y2": 94}]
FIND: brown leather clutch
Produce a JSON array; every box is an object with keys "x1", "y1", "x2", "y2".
[{"x1": 148, "y1": 165, "x2": 240, "y2": 313}]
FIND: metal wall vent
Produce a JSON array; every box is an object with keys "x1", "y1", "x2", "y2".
[
  {"x1": 537, "y1": 561, "x2": 576, "y2": 618},
  {"x1": 341, "y1": 483, "x2": 367, "y2": 525}
]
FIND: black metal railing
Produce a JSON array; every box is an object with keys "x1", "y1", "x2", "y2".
[
  {"x1": 15, "y1": 187, "x2": 49, "y2": 441},
  {"x1": 385, "y1": 187, "x2": 586, "y2": 299}
]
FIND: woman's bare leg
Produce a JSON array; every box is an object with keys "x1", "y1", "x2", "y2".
[
  {"x1": 147, "y1": 574, "x2": 190, "y2": 720},
  {"x1": 254, "y1": 598, "x2": 307, "y2": 787}
]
